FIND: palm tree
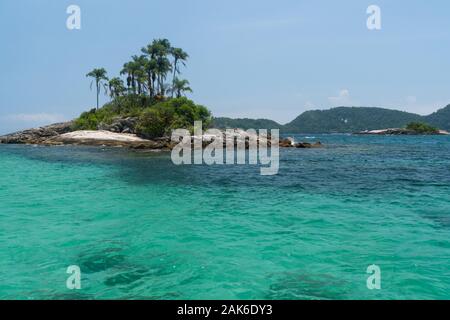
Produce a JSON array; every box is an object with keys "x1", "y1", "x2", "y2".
[
  {"x1": 143, "y1": 58, "x2": 158, "y2": 98},
  {"x1": 86, "y1": 68, "x2": 108, "y2": 110},
  {"x1": 142, "y1": 39, "x2": 171, "y2": 59},
  {"x1": 170, "y1": 48, "x2": 189, "y2": 97},
  {"x1": 120, "y1": 62, "x2": 133, "y2": 93},
  {"x1": 153, "y1": 38, "x2": 172, "y2": 56},
  {"x1": 141, "y1": 39, "x2": 174, "y2": 96},
  {"x1": 155, "y1": 39, "x2": 173, "y2": 96},
  {"x1": 155, "y1": 56, "x2": 172, "y2": 96},
  {"x1": 125, "y1": 59, "x2": 138, "y2": 94},
  {"x1": 108, "y1": 77, "x2": 125, "y2": 99},
  {"x1": 135, "y1": 69, "x2": 147, "y2": 95},
  {"x1": 170, "y1": 78, "x2": 192, "y2": 98},
  {"x1": 87, "y1": 40, "x2": 190, "y2": 103},
  {"x1": 131, "y1": 55, "x2": 147, "y2": 95},
  {"x1": 141, "y1": 43, "x2": 160, "y2": 98},
  {"x1": 142, "y1": 40, "x2": 173, "y2": 97}
]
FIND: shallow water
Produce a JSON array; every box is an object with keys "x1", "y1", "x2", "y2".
[{"x1": 0, "y1": 134, "x2": 449, "y2": 299}]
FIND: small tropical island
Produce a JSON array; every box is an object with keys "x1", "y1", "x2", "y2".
[
  {"x1": 0, "y1": 38, "x2": 321, "y2": 149},
  {"x1": 355, "y1": 122, "x2": 450, "y2": 135},
  {"x1": 1, "y1": 39, "x2": 449, "y2": 147}
]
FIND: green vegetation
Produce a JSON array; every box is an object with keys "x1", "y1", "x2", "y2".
[
  {"x1": 212, "y1": 117, "x2": 282, "y2": 130},
  {"x1": 86, "y1": 68, "x2": 108, "y2": 110},
  {"x1": 405, "y1": 122, "x2": 438, "y2": 134},
  {"x1": 77, "y1": 39, "x2": 450, "y2": 136},
  {"x1": 169, "y1": 78, "x2": 193, "y2": 98},
  {"x1": 213, "y1": 106, "x2": 450, "y2": 133},
  {"x1": 136, "y1": 98, "x2": 211, "y2": 138},
  {"x1": 283, "y1": 107, "x2": 423, "y2": 133},
  {"x1": 108, "y1": 77, "x2": 126, "y2": 99},
  {"x1": 282, "y1": 106, "x2": 449, "y2": 133},
  {"x1": 424, "y1": 104, "x2": 450, "y2": 130},
  {"x1": 75, "y1": 39, "x2": 211, "y2": 137}
]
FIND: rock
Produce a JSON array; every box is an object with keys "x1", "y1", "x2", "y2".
[
  {"x1": 355, "y1": 128, "x2": 448, "y2": 135},
  {"x1": 42, "y1": 130, "x2": 171, "y2": 150},
  {"x1": 97, "y1": 117, "x2": 138, "y2": 134},
  {"x1": 279, "y1": 137, "x2": 295, "y2": 147},
  {"x1": 1, "y1": 123, "x2": 325, "y2": 152},
  {"x1": 294, "y1": 141, "x2": 323, "y2": 148},
  {"x1": 295, "y1": 142, "x2": 310, "y2": 148},
  {"x1": 0, "y1": 121, "x2": 74, "y2": 144}
]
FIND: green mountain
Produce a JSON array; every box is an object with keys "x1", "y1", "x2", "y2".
[
  {"x1": 424, "y1": 104, "x2": 450, "y2": 130},
  {"x1": 213, "y1": 105, "x2": 450, "y2": 133},
  {"x1": 283, "y1": 107, "x2": 423, "y2": 133},
  {"x1": 212, "y1": 117, "x2": 282, "y2": 130}
]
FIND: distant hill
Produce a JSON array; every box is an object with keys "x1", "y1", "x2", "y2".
[
  {"x1": 214, "y1": 105, "x2": 450, "y2": 133},
  {"x1": 424, "y1": 104, "x2": 450, "y2": 130},
  {"x1": 283, "y1": 107, "x2": 423, "y2": 133},
  {"x1": 212, "y1": 117, "x2": 282, "y2": 130}
]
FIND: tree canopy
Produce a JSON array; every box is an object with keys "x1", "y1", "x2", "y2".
[
  {"x1": 86, "y1": 38, "x2": 193, "y2": 107},
  {"x1": 76, "y1": 39, "x2": 210, "y2": 137}
]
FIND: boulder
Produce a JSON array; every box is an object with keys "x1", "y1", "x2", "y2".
[
  {"x1": 42, "y1": 130, "x2": 171, "y2": 150},
  {"x1": 294, "y1": 141, "x2": 323, "y2": 148},
  {"x1": 279, "y1": 137, "x2": 295, "y2": 147},
  {"x1": 0, "y1": 121, "x2": 74, "y2": 144},
  {"x1": 97, "y1": 117, "x2": 138, "y2": 134}
]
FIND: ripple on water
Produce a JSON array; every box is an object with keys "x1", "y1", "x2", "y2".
[
  {"x1": 1, "y1": 135, "x2": 450, "y2": 299},
  {"x1": 266, "y1": 271, "x2": 350, "y2": 300}
]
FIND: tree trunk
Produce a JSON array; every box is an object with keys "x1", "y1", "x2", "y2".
[
  {"x1": 96, "y1": 80, "x2": 100, "y2": 110},
  {"x1": 131, "y1": 75, "x2": 136, "y2": 94},
  {"x1": 172, "y1": 60, "x2": 178, "y2": 98},
  {"x1": 148, "y1": 73, "x2": 153, "y2": 98}
]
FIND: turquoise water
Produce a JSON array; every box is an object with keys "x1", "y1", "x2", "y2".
[{"x1": 1, "y1": 134, "x2": 450, "y2": 300}]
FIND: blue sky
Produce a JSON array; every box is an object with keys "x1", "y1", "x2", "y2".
[{"x1": 1, "y1": 0, "x2": 450, "y2": 133}]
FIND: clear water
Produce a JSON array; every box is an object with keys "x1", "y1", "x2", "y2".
[{"x1": 0, "y1": 134, "x2": 449, "y2": 300}]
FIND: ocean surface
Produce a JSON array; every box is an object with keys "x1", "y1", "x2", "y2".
[{"x1": 0, "y1": 134, "x2": 449, "y2": 300}]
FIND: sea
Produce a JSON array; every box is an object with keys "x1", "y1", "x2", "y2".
[{"x1": 0, "y1": 134, "x2": 449, "y2": 299}]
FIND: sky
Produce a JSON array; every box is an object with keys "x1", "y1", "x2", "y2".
[{"x1": 1, "y1": 0, "x2": 450, "y2": 133}]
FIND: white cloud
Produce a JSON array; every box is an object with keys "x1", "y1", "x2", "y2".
[
  {"x1": 2, "y1": 113, "x2": 67, "y2": 123},
  {"x1": 328, "y1": 89, "x2": 352, "y2": 106}
]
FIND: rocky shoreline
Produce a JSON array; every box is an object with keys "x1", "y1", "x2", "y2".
[
  {"x1": 0, "y1": 121, "x2": 323, "y2": 150},
  {"x1": 355, "y1": 128, "x2": 450, "y2": 135},
  {"x1": 0, "y1": 122, "x2": 75, "y2": 144}
]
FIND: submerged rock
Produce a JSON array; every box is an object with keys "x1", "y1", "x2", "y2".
[
  {"x1": 294, "y1": 141, "x2": 323, "y2": 148},
  {"x1": 279, "y1": 137, "x2": 295, "y2": 147}
]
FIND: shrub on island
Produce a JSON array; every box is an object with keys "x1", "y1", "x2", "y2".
[
  {"x1": 135, "y1": 98, "x2": 212, "y2": 138},
  {"x1": 73, "y1": 96, "x2": 212, "y2": 139},
  {"x1": 405, "y1": 122, "x2": 439, "y2": 134}
]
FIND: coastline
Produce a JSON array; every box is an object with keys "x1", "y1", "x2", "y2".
[
  {"x1": 3, "y1": 120, "x2": 450, "y2": 153},
  {"x1": 0, "y1": 122, "x2": 324, "y2": 150},
  {"x1": 354, "y1": 128, "x2": 450, "y2": 136}
]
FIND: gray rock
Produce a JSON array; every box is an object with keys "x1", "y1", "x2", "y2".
[
  {"x1": 0, "y1": 121, "x2": 74, "y2": 144},
  {"x1": 98, "y1": 117, "x2": 138, "y2": 134},
  {"x1": 294, "y1": 141, "x2": 323, "y2": 148}
]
